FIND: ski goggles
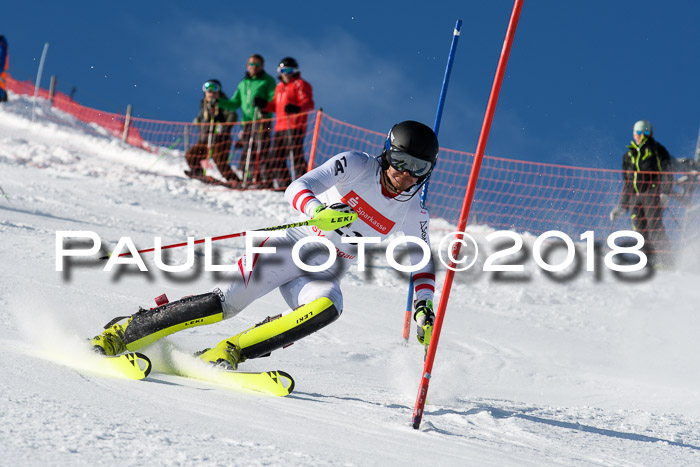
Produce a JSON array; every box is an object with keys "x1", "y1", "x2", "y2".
[
  {"x1": 277, "y1": 66, "x2": 297, "y2": 75},
  {"x1": 202, "y1": 81, "x2": 221, "y2": 93},
  {"x1": 386, "y1": 148, "x2": 433, "y2": 178},
  {"x1": 635, "y1": 130, "x2": 650, "y2": 136}
]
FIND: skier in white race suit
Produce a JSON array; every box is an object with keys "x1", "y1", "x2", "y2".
[{"x1": 90, "y1": 121, "x2": 439, "y2": 369}]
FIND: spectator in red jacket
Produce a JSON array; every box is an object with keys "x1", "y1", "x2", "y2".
[{"x1": 264, "y1": 57, "x2": 314, "y2": 188}]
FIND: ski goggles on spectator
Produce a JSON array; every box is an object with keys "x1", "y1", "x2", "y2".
[
  {"x1": 386, "y1": 148, "x2": 433, "y2": 177},
  {"x1": 277, "y1": 66, "x2": 297, "y2": 75},
  {"x1": 247, "y1": 61, "x2": 263, "y2": 67},
  {"x1": 202, "y1": 81, "x2": 221, "y2": 93},
  {"x1": 635, "y1": 130, "x2": 650, "y2": 136}
]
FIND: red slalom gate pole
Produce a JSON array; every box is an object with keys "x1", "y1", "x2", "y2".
[{"x1": 411, "y1": 0, "x2": 524, "y2": 430}]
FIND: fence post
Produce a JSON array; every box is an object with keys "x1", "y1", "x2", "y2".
[
  {"x1": 122, "y1": 104, "x2": 132, "y2": 143},
  {"x1": 307, "y1": 108, "x2": 323, "y2": 171},
  {"x1": 49, "y1": 76, "x2": 56, "y2": 105},
  {"x1": 31, "y1": 42, "x2": 50, "y2": 123}
]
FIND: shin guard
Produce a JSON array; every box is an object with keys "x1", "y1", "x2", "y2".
[
  {"x1": 122, "y1": 292, "x2": 224, "y2": 351},
  {"x1": 231, "y1": 297, "x2": 340, "y2": 360}
]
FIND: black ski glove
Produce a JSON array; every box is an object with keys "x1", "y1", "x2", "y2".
[
  {"x1": 253, "y1": 97, "x2": 268, "y2": 109},
  {"x1": 284, "y1": 103, "x2": 301, "y2": 114}
]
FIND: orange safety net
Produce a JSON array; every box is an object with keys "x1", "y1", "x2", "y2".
[{"x1": 6, "y1": 74, "x2": 699, "y2": 259}]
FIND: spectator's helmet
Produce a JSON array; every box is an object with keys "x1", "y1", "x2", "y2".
[
  {"x1": 277, "y1": 57, "x2": 299, "y2": 76},
  {"x1": 202, "y1": 79, "x2": 222, "y2": 93},
  {"x1": 380, "y1": 120, "x2": 439, "y2": 183},
  {"x1": 633, "y1": 120, "x2": 653, "y2": 137}
]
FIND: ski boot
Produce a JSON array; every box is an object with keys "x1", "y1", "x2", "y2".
[
  {"x1": 195, "y1": 339, "x2": 244, "y2": 370},
  {"x1": 90, "y1": 317, "x2": 130, "y2": 355}
]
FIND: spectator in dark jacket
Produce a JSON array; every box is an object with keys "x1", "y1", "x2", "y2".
[
  {"x1": 263, "y1": 57, "x2": 315, "y2": 188},
  {"x1": 185, "y1": 79, "x2": 239, "y2": 182},
  {"x1": 610, "y1": 120, "x2": 673, "y2": 266}
]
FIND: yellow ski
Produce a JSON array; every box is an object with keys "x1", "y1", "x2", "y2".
[
  {"x1": 201, "y1": 369, "x2": 295, "y2": 397},
  {"x1": 100, "y1": 352, "x2": 152, "y2": 380},
  {"x1": 151, "y1": 344, "x2": 295, "y2": 397}
]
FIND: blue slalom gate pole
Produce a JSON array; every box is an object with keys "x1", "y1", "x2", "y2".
[{"x1": 403, "y1": 19, "x2": 462, "y2": 342}]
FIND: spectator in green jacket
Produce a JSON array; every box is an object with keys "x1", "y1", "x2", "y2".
[
  {"x1": 610, "y1": 120, "x2": 674, "y2": 266},
  {"x1": 218, "y1": 54, "x2": 276, "y2": 187}
]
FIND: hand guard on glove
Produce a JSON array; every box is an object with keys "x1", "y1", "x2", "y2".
[
  {"x1": 413, "y1": 299, "x2": 434, "y2": 346},
  {"x1": 311, "y1": 203, "x2": 358, "y2": 231}
]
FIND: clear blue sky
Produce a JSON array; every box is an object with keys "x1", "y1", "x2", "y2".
[{"x1": 3, "y1": 1, "x2": 699, "y2": 169}]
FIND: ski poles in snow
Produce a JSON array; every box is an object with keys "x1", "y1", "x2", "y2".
[
  {"x1": 203, "y1": 117, "x2": 215, "y2": 176},
  {"x1": 146, "y1": 137, "x2": 181, "y2": 171},
  {"x1": 253, "y1": 109, "x2": 266, "y2": 185},
  {"x1": 286, "y1": 115, "x2": 297, "y2": 183},
  {"x1": 243, "y1": 108, "x2": 260, "y2": 187}
]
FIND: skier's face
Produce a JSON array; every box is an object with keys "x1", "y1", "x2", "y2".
[
  {"x1": 384, "y1": 165, "x2": 419, "y2": 193},
  {"x1": 205, "y1": 90, "x2": 219, "y2": 102},
  {"x1": 247, "y1": 58, "x2": 263, "y2": 76}
]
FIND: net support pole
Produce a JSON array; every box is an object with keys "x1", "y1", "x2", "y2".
[
  {"x1": 403, "y1": 19, "x2": 463, "y2": 341},
  {"x1": 411, "y1": 0, "x2": 524, "y2": 430},
  {"x1": 31, "y1": 42, "x2": 49, "y2": 122},
  {"x1": 122, "y1": 104, "x2": 133, "y2": 143},
  {"x1": 307, "y1": 108, "x2": 323, "y2": 171}
]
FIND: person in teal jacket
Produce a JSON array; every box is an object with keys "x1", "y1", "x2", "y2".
[{"x1": 218, "y1": 54, "x2": 277, "y2": 187}]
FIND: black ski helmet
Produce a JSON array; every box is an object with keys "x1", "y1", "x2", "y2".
[
  {"x1": 279, "y1": 57, "x2": 299, "y2": 68},
  {"x1": 277, "y1": 57, "x2": 299, "y2": 75},
  {"x1": 380, "y1": 120, "x2": 439, "y2": 181}
]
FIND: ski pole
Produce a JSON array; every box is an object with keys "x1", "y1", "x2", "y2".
[
  {"x1": 204, "y1": 117, "x2": 215, "y2": 176},
  {"x1": 286, "y1": 115, "x2": 297, "y2": 183},
  {"x1": 254, "y1": 108, "x2": 265, "y2": 184},
  {"x1": 0, "y1": 184, "x2": 9, "y2": 202},
  {"x1": 100, "y1": 218, "x2": 315, "y2": 260},
  {"x1": 243, "y1": 109, "x2": 259, "y2": 187},
  {"x1": 146, "y1": 137, "x2": 181, "y2": 171},
  {"x1": 403, "y1": 19, "x2": 462, "y2": 342}
]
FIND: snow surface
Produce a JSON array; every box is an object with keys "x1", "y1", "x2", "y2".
[{"x1": 1, "y1": 95, "x2": 699, "y2": 466}]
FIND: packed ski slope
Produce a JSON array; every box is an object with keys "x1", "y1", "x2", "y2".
[{"x1": 1, "y1": 95, "x2": 699, "y2": 466}]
